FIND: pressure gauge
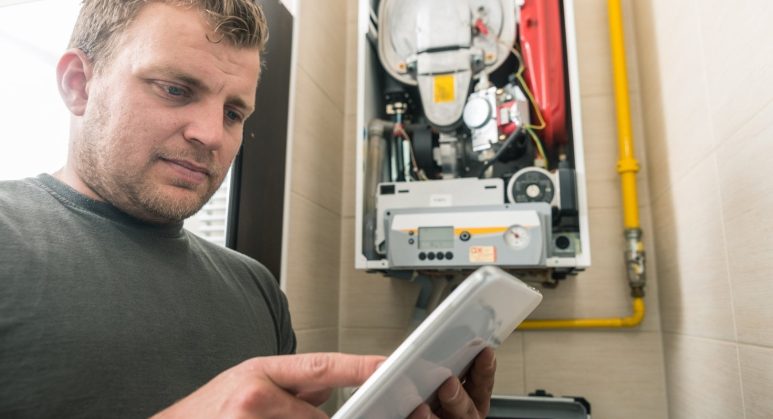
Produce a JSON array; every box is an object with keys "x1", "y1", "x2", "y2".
[{"x1": 504, "y1": 225, "x2": 530, "y2": 250}]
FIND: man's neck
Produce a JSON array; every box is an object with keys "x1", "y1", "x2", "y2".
[
  {"x1": 52, "y1": 165, "x2": 183, "y2": 226},
  {"x1": 52, "y1": 165, "x2": 105, "y2": 203}
]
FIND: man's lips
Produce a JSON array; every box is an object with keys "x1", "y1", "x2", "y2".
[
  {"x1": 162, "y1": 158, "x2": 211, "y2": 176},
  {"x1": 160, "y1": 158, "x2": 211, "y2": 185}
]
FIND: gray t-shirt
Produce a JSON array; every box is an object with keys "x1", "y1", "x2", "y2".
[{"x1": 0, "y1": 174, "x2": 296, "y2": 418}]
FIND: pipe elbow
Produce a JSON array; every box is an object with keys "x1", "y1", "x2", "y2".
[
  {"x1": 620, "y1": 298, "x2": 645, "y2": 327},
  {"x1": 517, "y1": 297, "x2": 645, "y2": 330},
  {"x1": 368, "y1": 118, "x2": 394, "y2": 138}
]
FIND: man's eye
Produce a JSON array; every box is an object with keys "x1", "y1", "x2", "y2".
[
  {"x1": 154, "y1": 82, "x2": 190, "y2": 99},
  {"x1": 166, "y1": 85, "x2": 187, "y2": 97},
  {"x1": 225, "y1": 109, "x2": 243, "y2": 122}
]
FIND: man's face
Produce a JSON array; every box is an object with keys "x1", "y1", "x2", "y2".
[{"x1": 74, "y1": 3, "x2": 260, "y2": 223}]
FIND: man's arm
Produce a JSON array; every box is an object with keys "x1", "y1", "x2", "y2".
[
  {"x1": 153, "y1": 353, "x2": 384, "y2": 419},
  {"x1": 154, "y1": 349, "x2": 495, "y2": 419}
]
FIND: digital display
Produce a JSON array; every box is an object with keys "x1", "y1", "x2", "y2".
[{"x1": 418, "y1": 226, "x2": 454, "y2": 249}]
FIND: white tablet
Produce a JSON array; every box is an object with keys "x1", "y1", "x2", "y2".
[{"x1": 333, "y1": 265, "x2": 542, "y2": 419}]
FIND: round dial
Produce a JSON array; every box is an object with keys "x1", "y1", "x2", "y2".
[
  {"x1": 463, "y1": 96, "x2": 493, "y2": 128},
  {"x1": 507, "y1": 167, "x2": 555, "y2": 204},
  {"x1": 504, "y1": 225, "x2": 530, "y2": 250}
]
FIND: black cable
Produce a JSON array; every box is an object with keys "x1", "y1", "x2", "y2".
[{"x1": 477, "y1": 128, "x2": 526, "y2": 178}]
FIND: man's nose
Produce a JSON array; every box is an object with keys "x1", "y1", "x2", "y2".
[{"x1": 182, "y1": 101, "x2": 225, "y2": 150}]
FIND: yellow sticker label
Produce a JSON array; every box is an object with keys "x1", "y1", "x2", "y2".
[
  {"x1": 433, "y1": 74, "x2": 455, "y2": 103},
  {"x1": 454, "y1": 227, "x2": 508, "y2": 236},
  {"x1": 469, "y1": 246, "x2": 496, "y2": 263}
]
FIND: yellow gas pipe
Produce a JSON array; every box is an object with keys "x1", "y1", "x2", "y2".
[
  {"x1": 519, "y1": 298, "x2": 644, "y2": 330},
  {"x1": 518, "y1": 0, "x2": 646, "y2": 330}
]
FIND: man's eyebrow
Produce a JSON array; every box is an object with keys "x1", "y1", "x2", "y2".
[
  {"x1": 151, "y1": 67, "x2": 254, "y2": 115},
  {"x1": 227, "y1": 96, "x2": 254, "y2": 117},
  {"x1": 155, "y1": 68, "x2": 207, "y2": 91}
]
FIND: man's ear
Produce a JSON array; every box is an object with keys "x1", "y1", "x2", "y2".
[{"x1": 56, "y1": 48, "x2": 94, "y2": 116}]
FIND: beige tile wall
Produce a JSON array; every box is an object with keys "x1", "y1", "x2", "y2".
[
  {"x1": 739, "y1": 344, "x2": 773, "y2": 419},
  {"x1": 634, "y1": 0, "x2": 773, "y2": 417},
  {"x1": 716, "y1": 105, "x2": 773, "y2": 348},
  {"x1": 285, "y1": 194, "x2": 341, "y2": 331},
  {"x1": 662, "y1": 334, "x2": 744, "y2": 418},
  {"x1": 524, "y1": 331, "x2": 667, "y2": 418},
  {"x1": 283, "y1": 0, "x2": 350, "y2": 356}
]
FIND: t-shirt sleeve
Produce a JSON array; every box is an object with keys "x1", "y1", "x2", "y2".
[
  {"x1": 247, "y1": 260, "x2": 297, "y2": 355},
  {"x1": 275, "y1": 289, "x2": 297, "y2": 355},
  {"x1": 186, "y1": 234, "x2": 297, "y2": 356}
]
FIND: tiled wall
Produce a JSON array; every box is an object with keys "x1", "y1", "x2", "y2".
[
  {"x1": 633, "y1": 0, "x2": 773, "y2": 418},
  {"x1": 283, "y1": 0, "x2": 349, "y2": 354},
  {"x1": 281, "y1": 0, "x2": 351, "y2": 413}
]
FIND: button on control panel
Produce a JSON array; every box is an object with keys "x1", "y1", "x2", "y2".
[{"x1": 416, "y1": 251, "x2": 454, "y2": 262}]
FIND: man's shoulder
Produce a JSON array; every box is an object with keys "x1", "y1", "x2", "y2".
[
  {"x1": 183, "y1": 232, "x2": 289, "y2": 314},
  {"x1": 0, "y1": 177, "x2": 68, "y2": 270},
  {"x1": 0, "y1": 177, "x2": 41, "y2": 199},
  {"x1": 184, "y1": 231, "x2": 276, "y2": 281},
  {"x1": 0, "y1": 177, "x2": 54, "y2": 222}
]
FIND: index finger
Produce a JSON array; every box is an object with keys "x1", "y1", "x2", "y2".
[{"x1": 259, "y1": 353, "x2": 385, "y2": 394}]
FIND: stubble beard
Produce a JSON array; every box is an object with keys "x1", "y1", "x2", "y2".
[{"x1": 76, "y1": 108, "x2": 226, "y2": 224}]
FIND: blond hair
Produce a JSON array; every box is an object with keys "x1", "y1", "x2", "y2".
[{"x1": 69, "y1": 0, "x2": 268, "y2": 70}]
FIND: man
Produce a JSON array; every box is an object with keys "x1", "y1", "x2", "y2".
[{"x1": 0, "y1": 1, "x2": 496, "y2": 418}]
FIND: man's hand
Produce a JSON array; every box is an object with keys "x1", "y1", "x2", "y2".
[
  {"x1": 153, "y1": 353, "x2": 384, "y2": 419},
  {"x1": 409, "y1": 347, "x2": 497, "y2": 419}
]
